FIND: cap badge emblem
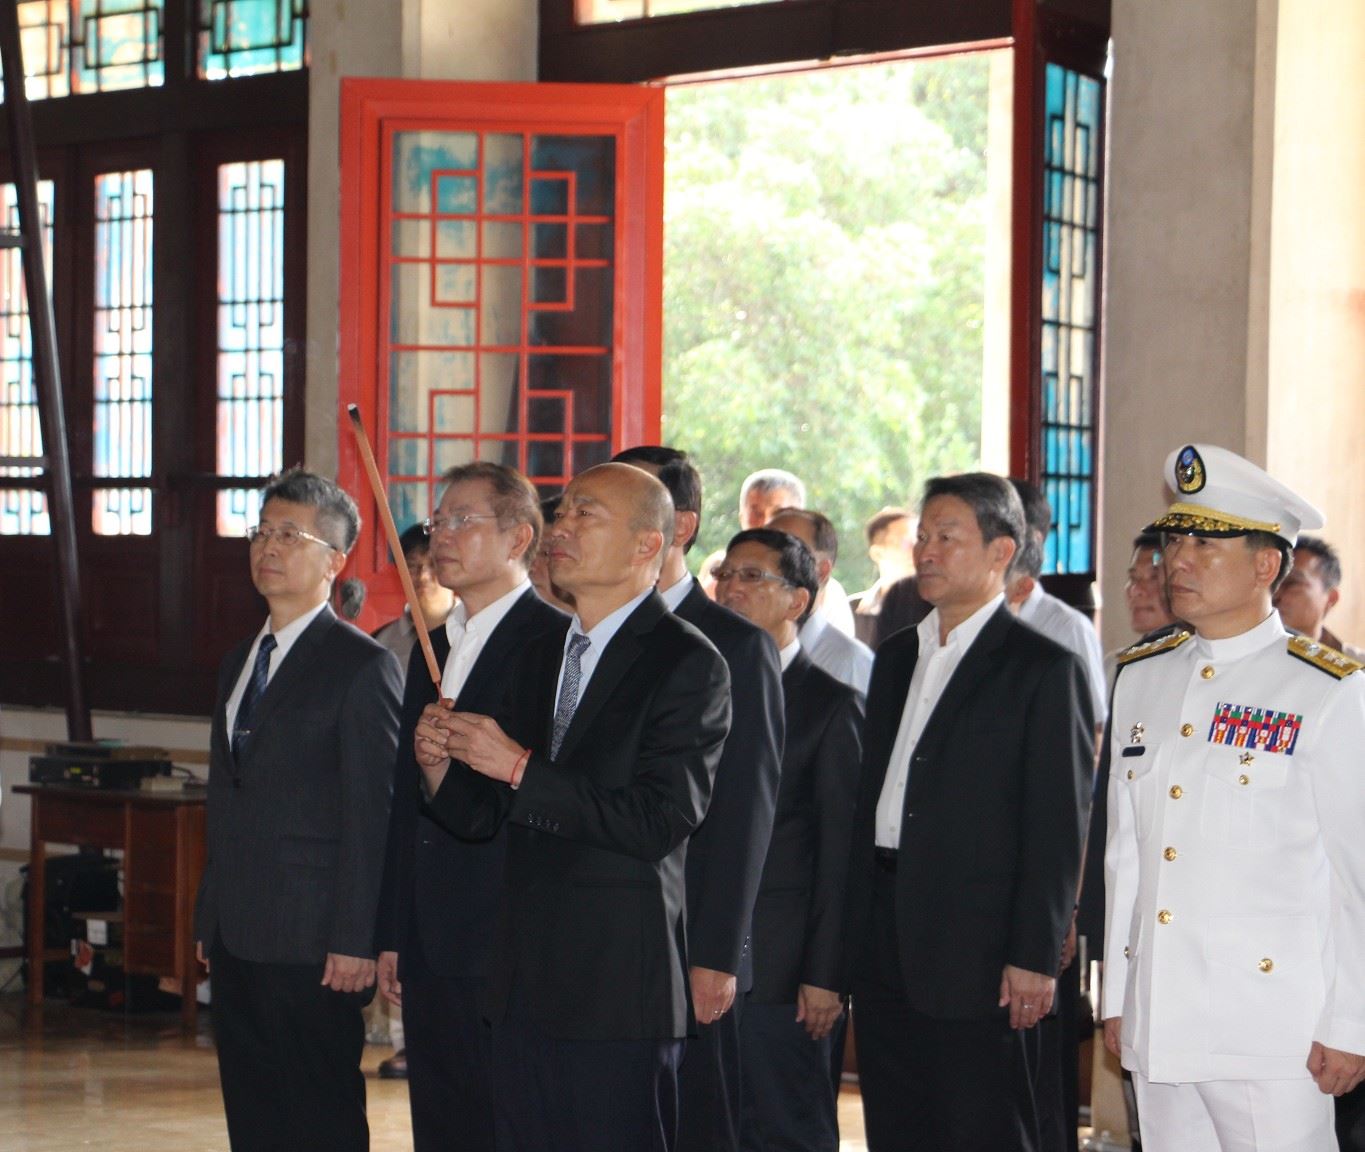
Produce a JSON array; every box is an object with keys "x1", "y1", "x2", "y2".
[{"x1": 1175, "y1": 445, "x2": 1206, "y2": 494}]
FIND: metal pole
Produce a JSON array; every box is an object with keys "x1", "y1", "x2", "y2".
[{"x1": 0, "y1": 3, "x2": 92, "y2": 740}]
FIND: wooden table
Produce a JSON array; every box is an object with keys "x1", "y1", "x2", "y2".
[{"x1": 16, "y1": 784, "x2": 207, "y2": 1030}]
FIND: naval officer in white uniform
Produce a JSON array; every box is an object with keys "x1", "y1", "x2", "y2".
[{"x1": 1102, "y1": 443, "x2": 1365, "y2": 1151}]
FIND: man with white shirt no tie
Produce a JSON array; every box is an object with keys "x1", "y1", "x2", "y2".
[
  {"x1": 373, "y1": 462, "x2": 567, "y2": 1152},
  {"x1": 843, "y1": 472, "x2": 1093, "y2": 1151},
  {"x1": 1102, "y1": 445, "x2": 1365, "y2": 1151}
]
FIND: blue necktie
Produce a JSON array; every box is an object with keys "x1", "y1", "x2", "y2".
[
  {"x1": 550, "y1": 634, "x2": 591, "y2": 760},
  {"x1": 232, "y1": 634, "x2": 277, "y2": 759}
]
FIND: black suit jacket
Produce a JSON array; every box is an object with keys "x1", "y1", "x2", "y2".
[
  {"x1": 374, "y1": 587, "x2": 569, "y2": 978},
  {"x1": 844, "y1": 605, "x2": 1093, "y2": 1019},
  {"x1": 751, "y1": 650, "x2": 863, "y2": 1003},
  {"x1": 673, "y1": 582, "x2": 783, "y2": 989},
  {"x1": 194, "y1": 606, "x2": 403, "y2": 964},
  {"x1": 425, "y1": 591, "x2": 731, "y2": 1041}
]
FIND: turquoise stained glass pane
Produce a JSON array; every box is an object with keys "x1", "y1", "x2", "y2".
[
  {"x1": 216, "y1": 159, "x2": 287, "y2": 537},
  {"x1": 0, "y1": 181, "x2": 55, "y2": 535},
  {"x1": 1039, "y1": 63, "x2": 1102, "y2": 576},
  {"x1": 9, "y1": 0, "x2": 164, "y2": 99},
  {"x1": 385, "y1": 126, "x2": 618, "y2": 503},
  {"x1": 199, "y1": 0, "x2": 307, "y2": 80},
  {"x1": 92, "y1": 168, "x2": 154, "y2": 537}
]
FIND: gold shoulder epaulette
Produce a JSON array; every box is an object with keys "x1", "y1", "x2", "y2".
[
  {"x1": 1287, "y1": 635, "x2": 1363, "y2": 679},
  {"x1": 1116, "y1": 629, "x2": 1193, "y2": 667}
]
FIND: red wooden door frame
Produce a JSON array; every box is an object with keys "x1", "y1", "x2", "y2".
[{"x1": 337, "y1": 79, "x2": 664, "y2": 629}]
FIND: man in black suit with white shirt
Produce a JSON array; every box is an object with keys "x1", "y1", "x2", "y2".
[
  {"x1": 195, "y1": 469, "x2": 403, "y2": 1152},
  {"x1": 843, "y1": 472, "x2": 1093, "y2": 1151},
  {"x1": 373, "y1": 462, "x2": 567, "y2": 1152},
  {"x1": 414, "y1": 462, "x2": 731, "y2": 1152},
  {"x1": 614, "y1": 445, "x2": 784, "y2": 1152}
]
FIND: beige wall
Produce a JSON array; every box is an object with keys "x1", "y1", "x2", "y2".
[
  {"x1": 1262, "y1": 0, "x2": 1365, "y2": 646},
  {"x1": 303, "y1": 0, "x2": 539, "y2": 475}
]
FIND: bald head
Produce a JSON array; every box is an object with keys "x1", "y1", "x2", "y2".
[{"x1": 544, "y1": 464, "x2": 673, "y2": 625}]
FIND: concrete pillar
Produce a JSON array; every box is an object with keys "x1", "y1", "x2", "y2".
[
  {"x1": 303, "y1": 0, "x2": 539, "y2": 474},
  {"x1": 1104, "y1": 0, "x2": 1365, "y2": 651},
  {"x1": 1100, "y1": 0, "x2": 1279, "y2": 651}
]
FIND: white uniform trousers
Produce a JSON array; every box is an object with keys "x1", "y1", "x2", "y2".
[{"x1": 1134, "y1": 1073, "x2": 1336, "y2": 1152}]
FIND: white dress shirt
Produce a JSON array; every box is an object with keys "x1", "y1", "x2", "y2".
[
  {"x1": 874, "y1": 594, "x2": 1004, "y2": 848},
  {"x1": 1017, "y1": 581, "x2": 1108, "y2": 724},
  {"x1": 778, "y1": 638, "x2": 800, "y2": 672},
  {"x1": 225, "y1": 600, "x2": 330, "y2": 736},
  {"x1": 658, "y1": 571, "x2": 694, "y2": 613},
  {"x1": 441, "y1": 579, "x2": 530, "y2": 701},
  {"x1": 800, "y1": 607, "x2": 874, "y2": 696}
]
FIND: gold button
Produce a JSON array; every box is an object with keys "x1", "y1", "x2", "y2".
[
  {"x1": 1259, "y1": 958, "x2": 1274, "y2": 973},
  {"x1": 1163, "y1": 846, "x2": 1177, "y2": 861},
  {"x1": 1180, "y1": 723, "x2": 1194, "y2": 737},
  {"x1": 1158, "y1": 909, "x2": 1173, "y2": 925},
  {"x1": 1126, "y1": 769, "x2": 1135, "y2": 780},
  {"x1": 1169, "y1": 785, "x2": 1183, "y2": 799},
  {"x1": 1201, "y1": 665, "x2": 1215, "y2": 679},
  {"x1": 1238, "y1": 774, "x2": 1250, "y2": 786},
  {"x1": 1123, "y1": 945, "x2": 1131, "y2": 958}
]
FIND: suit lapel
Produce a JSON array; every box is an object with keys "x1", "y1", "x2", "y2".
[
  {"x1": 905, "y1": 606, "x2": 1012, "y2": 798},
  {"x1": 216, "y1": 641, "x2": 251, "y2": 763},
  {"x1": 458, "y1": 589, "x2": 532, "y2": 714},
  {"x1": 552, "y1": 593, "x2": 661, "y2": 762},
  {"x1": 245, "y1": 608, "x2": 337, "y2": 738},
  {"x1": 866, "y1": 633, "x2": 919, "y2": 789}
]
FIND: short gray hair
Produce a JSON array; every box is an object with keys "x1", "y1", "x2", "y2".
[
  {"x1": 261, "y1": 468, "x2": 361, "y2": 552},
  {"x1": 740, "y1": 468, "x2": 806, "y2": 507}
]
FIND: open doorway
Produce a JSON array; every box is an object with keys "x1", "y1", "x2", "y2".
[{"x1": 661, "y1": 50, "x2": 1014, "y2": 593}]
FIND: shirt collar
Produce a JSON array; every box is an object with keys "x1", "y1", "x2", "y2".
[
  {"x1": 571, "y1": 587, "x2": 654, "y2": 651},
  {"x1": 800, "y1": 607, "x2": 830, "y2": 646},
  {"x1": 446, "y1": 578, "x2": 530, "y2": 645},
  {"x1": 1016, "y1": 580, "x2": 1047, "y2": 620},
  {"x1": 658, "y1": 571, "x2": 695, "y2": 613},
  {"x1": 260, "y1": 600, "x2": 329, "y2": 651},
  {"x1": 1194, "y1": 610, "x2": 1286, "y2": 661},
  {"x1": 917, "y1": 593, "x2": 1004, "y2": 656},
  {"x1": 779, "y1": 638, "x2": 801, "y2": 671}
]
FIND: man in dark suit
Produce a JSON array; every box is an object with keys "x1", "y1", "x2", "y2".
[
  {"x1": 614, "y1": 445, "x2": 784, "y2": 1152},
  {"x1": 413, "y1": 462, "x2": 732, "y2": 1152},
  {"x1": 843, "y1": 472, "x2": 1094, "y2": 1152},
  {"x1": 373, "y1": 462, "x2": 567, "y2": 1151},
  {"x1": 194, "y1": 469, "x2": 403, "y2": 1152},
  {"x1": 715, "y1": 527, "x2": 864, "y2": 1152}
]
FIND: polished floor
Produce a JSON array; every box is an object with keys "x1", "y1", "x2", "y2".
[{"x1": 0, "y1": 993, "x2": 870, "y2": 1151}]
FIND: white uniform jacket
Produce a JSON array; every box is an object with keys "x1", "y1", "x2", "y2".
[{"x1": 1102, "y1": 612, "x2": 1365, "y2": 1083}]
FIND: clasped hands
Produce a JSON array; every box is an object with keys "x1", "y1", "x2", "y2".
[{"x1": 414, "y1": 700, "x2": 525, "y2": 792}]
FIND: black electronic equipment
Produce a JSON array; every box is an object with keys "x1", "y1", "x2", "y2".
[{"x1": 28, "y1": 741, "x2": 173, "y2": 789}]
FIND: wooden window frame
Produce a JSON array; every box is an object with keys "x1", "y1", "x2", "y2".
[{"x1": 0, "y1": 1, "x2": 307, "y2": 715}]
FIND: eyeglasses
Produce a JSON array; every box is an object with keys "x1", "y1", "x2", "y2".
[
  {"x1": 712, "y1": 565, "x2": 792, "y2": 588},
  {"x1": 246, "y1": 524, "x2": 337, "y2": 550},
  {"x1": 422, "y1": 513, "x2": 499, "y2": 536}
]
